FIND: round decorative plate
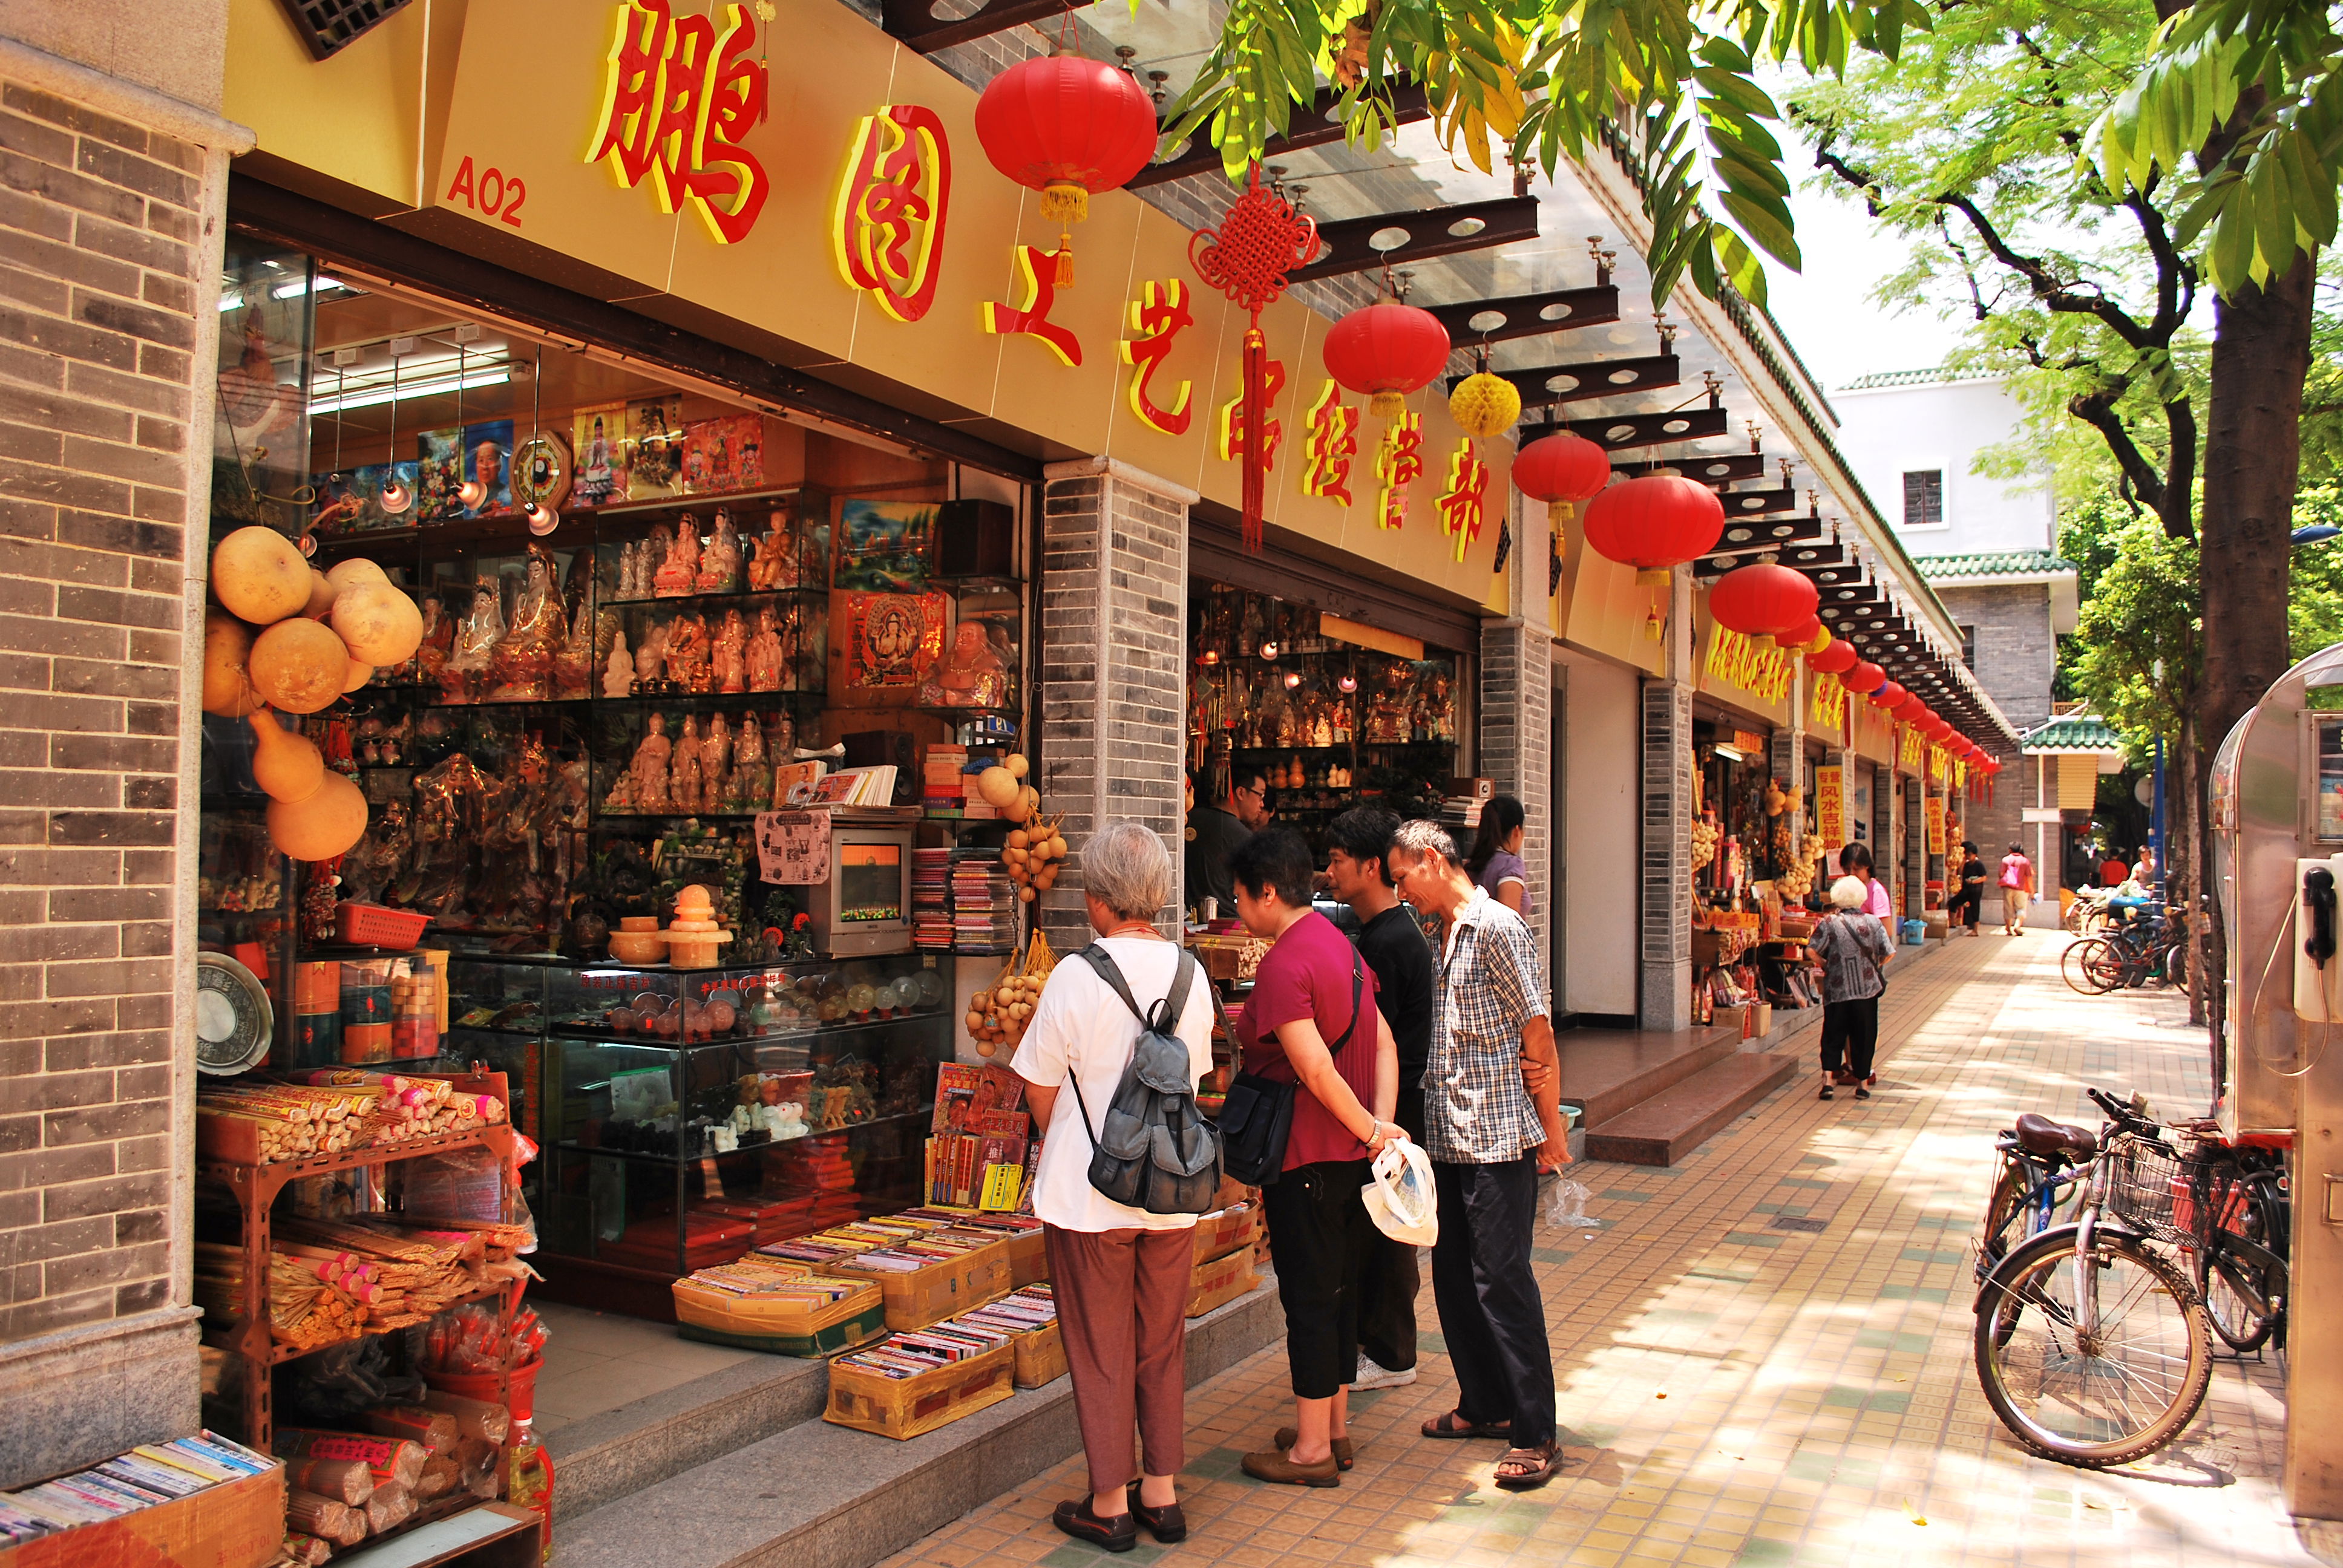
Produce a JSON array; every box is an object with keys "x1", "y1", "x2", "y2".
[
  {"x1": 511, "y1": 430, "x2": 574, "y2": 513},
  {"x1": 194, "y1": 952, "x2": 274, "y2": 1075}
]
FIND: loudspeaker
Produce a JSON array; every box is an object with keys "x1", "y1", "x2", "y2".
[{"x1": 937, "y1": 499, "x2": 1016, "y2": 579}]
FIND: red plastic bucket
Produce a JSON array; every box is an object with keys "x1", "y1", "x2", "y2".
[{"x1": 424, "y1": 1356, "x2": 543, "y2": 1426}]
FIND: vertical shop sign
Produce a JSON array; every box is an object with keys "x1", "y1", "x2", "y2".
[
  {"x1": 1815, "y1": 765, "x2": 1844, "y2": 857},
  {"x1": 1899, "y1": 726, "x2": 1923, "y2": 770},
  {"x1": 1215, "y1": 355, "x2": 1286, "y2": 469},
  {"x1": 982, "y1": 244, "x2": 1082, "y2": 365},
  {"x1": 1299, "y1": 381, "x2": 1359, "y2": 505},
  {"x1": 587, "y1": 0, "x2": 771, "y2": 244},
  {"x1": 1925, "y1": 794, "x2": 1947, "y2": 856},
  {"x1": 831, "y1": 103, "x2": 952, "y2": 322},
  {"x1": 1373, "y1": 412, "x2": 1424, "y2": 530},
  {"x1": 1435, "y1": 439, "x2": 1490, "y2": 562},
  {"x1": 1118, "y1": 279, "x2": 1194, "y2": 434}
]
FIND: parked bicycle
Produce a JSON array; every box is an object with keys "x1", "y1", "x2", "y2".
[
  {"x1": 1970, "y1": 1087, "x2": 2290, "y2": 1466},
  {"x1": 2059, "y1": 904, "x2": 2190, "y2": 996}
]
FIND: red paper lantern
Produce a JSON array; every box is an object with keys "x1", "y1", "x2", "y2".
[
  {"x1": 1322, "y1": 296, "x2": 1452, "y2": 419},
  {"x1": 1809, "y1": 637, "x2": 1858, "y2": 674},
  {"x1": 974, "y1": 54, "x2": 1160, "y2": 284},
  {"x1": 1709, "y1": 560, "x2": 1820, "y2": 641},
  {"x1": 1895, "y1": 693, "x2": 1927, "y2": 720},
  {"x1": 1512, "y1": 431, "x2": 1613, "y2": 527},
  {"x1": 1582, "y1": 474, "x2": 1726, "y2": 583},
  {"x1": 1843, "y1": 661, "x2": 1886, "y2": 694},
  {"x1": 1780, "y1": 615, "x2": 1825, "y2": 652},
  {"x1": 1924, "y1": 717, "x2": 1954, "y2": 743},
  {"x1": 1869, "y1": 680, "x2": 1907, "y2": 710}
]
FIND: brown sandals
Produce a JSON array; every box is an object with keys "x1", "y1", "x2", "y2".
[
  {"x1": 1421, "y1": 1410, "x2": 1512, "y2": 1440},
  {"x1": 1494, "y1": 1441, "x2": 1562, "y2": 1491}
]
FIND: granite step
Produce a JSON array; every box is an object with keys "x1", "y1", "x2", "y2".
[
  {"x1": 1581, "y1": 1051, "x2": 1798, "y2": 1166},
  {"x1": 549, "y1": 1281, "x2": 1282, "y2": 1568},
  {"x1": 1554, "y1": 1024, "x2": 1742, "y2": 1129}
]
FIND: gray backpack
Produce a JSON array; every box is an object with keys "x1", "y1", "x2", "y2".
[{"x1": 1063, "y1": 945, "x2": 1222, "y2": 1215}]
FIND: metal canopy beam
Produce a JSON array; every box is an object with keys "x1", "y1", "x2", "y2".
[
  {"x1": 1693, "y1": 540, "x2": 1851, "y2": 581},
  {"x1": 1134, "y1": 83, "x2": 1433, "y2": 189},
  {"x1": 1715, "y1": 485, "x2": 1800, "y2": 519},
  {"x1": 1422, "y1": 285, "x2": 1621, "y2": 345},
  {"x1": 1452, "y1": 353, "x2": 1677, "y2": 410},
  {"x1": 1290, "y1": 196, "x2": 1540, "y2": 283},
  {"x1": 880, "y1": 0, "x2": 1069, "y2": 53},
  {"x1": 1703, "y1": 514, "x2": 1827, "y2": 556},
  {"x1": 1561, "y1": 405, "x2": 1730, "y2": 452},
  {"x1": 1617, "y1": 451, "x2": 1768, "y2": 485}
]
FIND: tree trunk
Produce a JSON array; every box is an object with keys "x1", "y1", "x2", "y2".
[
  {"x1": 2169, "y1": 716, "x2": 2203, "y2": 1027},
  {"x1": 2197, "y1": 251, "x2": 2317, "y2": 1084}
]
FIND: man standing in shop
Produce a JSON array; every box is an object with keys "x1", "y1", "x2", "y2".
[
  {"x1": 1323, "y1": 806, "x2": 1434, "y2": 1392},
  {"x1": 1185, "y1": 770, "x2": 1265, "y2": 917},
  {"x1": 1388, "y1": 820, "x2": 1568, "y2": 1491}
]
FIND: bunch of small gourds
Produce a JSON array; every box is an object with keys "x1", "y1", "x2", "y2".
[
  {"x1": 974, "y1": 753, "x2": 1066, "y2": 905},
  {"x1": 966, "y1": 930, "x2": 1057, "y2": 1057}
]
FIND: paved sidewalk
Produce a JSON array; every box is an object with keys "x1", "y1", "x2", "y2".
[{"x1": 881, "y1": 933, "x2": 2332, "y2": 1568}]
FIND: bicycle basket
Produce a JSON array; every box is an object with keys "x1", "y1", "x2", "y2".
[{"x1": 2105, "y1": 1137, "x2": 2192, "y2": 1246}]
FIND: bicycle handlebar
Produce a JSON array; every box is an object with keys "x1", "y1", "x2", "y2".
[{"x1": 2086, "y1": 1086, "x2": 2159, "y2": 1133}]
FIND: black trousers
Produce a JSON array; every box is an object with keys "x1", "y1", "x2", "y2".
[
  {"x1": 1260, "y1": 1158, "x2": 1372, "y2": 1400},
  {"x1": 1356, "y1": 1086, "x2": 1424, "y2": 1372},
  {"x1": 1429, "y1": 1156, "x2": 1555, "y2": 1446},
  {"x1": 1820, "y1": 995, "x2": 1880, "y2": 1080}
]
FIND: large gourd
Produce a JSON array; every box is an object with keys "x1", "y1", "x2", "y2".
[
  {"x1": 202, "y1": 610, "x2": 260, "y2": 719},
  {"x1": 247, "y1": 710, "x2": 324, "y2": 803},
  {"x1": 211, "y1": 526, "x2": 312, "y2": 626},
  {"x1": 330, "y1": 583, "x2": 424, "y2": 668},
  {"x1": 248, "y1": 617, "x2": 350, "y2": 714},
  {"x1": 266, "y1": 771, "x2": 368, "y2": 861}
]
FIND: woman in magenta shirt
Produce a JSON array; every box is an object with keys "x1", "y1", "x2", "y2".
[{"x1": 1228, "y1": 827, "x2": 1402, "y2": 1488}]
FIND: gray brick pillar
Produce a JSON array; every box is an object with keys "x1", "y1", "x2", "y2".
[
  {"x1": 1480, "y1": 613, "x2": 1551, "y2": 986},
  {"x1": 1872, "y1": 762, "x2": 1893, "y2": 904},
  {"x1": 1639, "y1": 676, "x2": 1693, "y2": 1031},
  {"x1": 1035, "y1": 459, "x2": 1193, "y2": 949},
  {"x1": 1906, "y1": 771, "x2": 1925, "y2": 921}
]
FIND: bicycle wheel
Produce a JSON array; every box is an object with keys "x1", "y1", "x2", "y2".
[
  {"x1": 2162, "y1": 944, "x2": 2191, "y2": 991},
  {"x1": 1973, "y1": 1226, "x2": 2213, "y2": 1466},
  {"x1": 2062, "y1": 939, "x2": 2119, "y2": 996},
  {"x1": 2196, "y1": 1182, "x2": 2283, "y2": 1352}
]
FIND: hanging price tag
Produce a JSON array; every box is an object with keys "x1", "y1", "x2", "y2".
[{"x1": 755, "y1": 810, "x2": 829, "y2": 884}]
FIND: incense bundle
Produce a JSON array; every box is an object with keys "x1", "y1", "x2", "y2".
[
  {"x1": 281, "y1": 1534, "x2": 333, "y2": 1566},
  {"x1": 359, "y1": 1405, "x2": 458, "y2": 1457},
  {"x1": 421, "y1": 1391, "x2": 511, "y2": 1444},
  {"x1": 285, "y1": 1489, "x2": 364, "y2": 1546},
  {"x1": 279, "y1": 1456, "x2": 374, "y2": 1506},
  {"x1": 415, "y1": 1456, "x2": 459, "y2": 1500},
  {"x1": 192, "y1": 1246, "x2": 364, "y2": 1349},
  {"x1": 274, "y1": 1430, "x2": 427, "y2": 1491},
  {"x1": 362, "y1": 1482, "x2": 413, "y2": 1535}
]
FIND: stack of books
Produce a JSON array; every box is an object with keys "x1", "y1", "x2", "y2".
[
  {"x1": 1438, "y1": 795, "x2": 1486, "y2": 832},
  {"x1": 911, "y1": 849, "x2": 952, "y2": 949},
  {"x1": 0, "y1": 1432, "x2": 273, "y2": 1542},
  {"x1": 831, "y1": 1317, "x2": 1011, "y2": 1380},
  {"x1": 954, "y1": 1283, "x2": 1057, "y2": 1339},
  {"x1": 949, "y1": 849, "x2": 1018, "y2": 952},
  {"x1": 922, "y1": 744, "x2": 968, "y2": 814}
]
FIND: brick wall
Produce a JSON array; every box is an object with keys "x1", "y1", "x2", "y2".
[
  {"x1": 1639, "y1": 676, "x2": 1691, "y2": 1031},
  {"x1": 1936, "y1": 581, "x2": 2051, "y2": 856},
  {"x1": 1478, "y1": 615, "x2": 1550, "y2": 987},
  {"x1": 1035, "y1": 460, "x2": 1191, "y2": 950}
]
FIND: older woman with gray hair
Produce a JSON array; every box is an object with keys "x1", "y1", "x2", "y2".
[{"x1": 1012, "y1": 820, "x2": 1216, "y2": 1552}]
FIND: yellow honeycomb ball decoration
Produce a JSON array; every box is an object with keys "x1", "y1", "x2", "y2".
[{"x1": 1447, "y1": 371, "x2": 1521, "y2": 439}]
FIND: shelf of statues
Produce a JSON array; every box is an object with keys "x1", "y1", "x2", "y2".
[
  {"x1": 600, "y1": 708, "x2": 816, "y2": 819},
  {"x1": 597, "y1": 509, "x2": 818, "y2": 606},
  {"x1": 314, "y1": 486, "x2": 811, "y2": 563}
]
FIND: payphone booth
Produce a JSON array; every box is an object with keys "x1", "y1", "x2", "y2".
[{"x1": 2213, "y1": 641, "x2": 2343, "y2": 1514}]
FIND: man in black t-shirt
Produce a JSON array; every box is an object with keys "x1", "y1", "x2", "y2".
[
  {"x1": 1185, "y1": 770, "x2": 1261, "y2": 916},
  {"x1": 1325, "y1": 806, "x2": 1435, "y2": 1390}
]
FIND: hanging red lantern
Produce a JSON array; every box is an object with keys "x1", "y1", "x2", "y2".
[
  {"x1": 1843, "y1": 661, "x2": 1886, "y2": 694},
  {"x1": 1513, "y1": 430, "x2": 1613, "y2": 529},
  {"x1": 1923, "y1": 716, "x2": 1953, "y2": 743},
  {"x1": 1322, "y1": 295, "x2": 1452, "y2": 419},
  {"x1": 974, "y1": 54, "x2": 1161, "y2": 286},
  {"x1": 1582, "y1": 475, "x2": 1725, "y2": 583},
  {"x1": 1869, "y1": 680, "x2": 1907, "y2": 710},
  {"x1": 1894, "y1": 692, "x2": 1928, "y2": 721},
  {"x1": 1779, "y1": 614, "x2": 1824, "y2": 652},
  {"x1": 1709, "y1": 560, "x2": 1820, "y2": 642},
  {"x1": 1809, "y1": 637, "x2": 1858, "y2": 674}
]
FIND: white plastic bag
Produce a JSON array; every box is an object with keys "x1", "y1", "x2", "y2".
[
  {"x1": 1545, "y1": 1177, "x2": 1591, "y2": 1229},
  {"x1": 1361, "y1": 1140, "x2": 1438, "y2": 1246}
]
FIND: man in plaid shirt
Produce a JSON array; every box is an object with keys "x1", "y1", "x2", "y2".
[{"x1": 1388, "y1": 820, "x2": 1568, "y2": 1491}]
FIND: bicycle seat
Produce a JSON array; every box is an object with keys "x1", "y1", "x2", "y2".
[{"x1": 2015, "y1": 1113, "x2": 2097, "y2": 1158}]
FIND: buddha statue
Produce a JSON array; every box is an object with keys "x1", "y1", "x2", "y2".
[
  {"x1": 700, "y1": 712, "x2": 732, "y2": 813},
  {"x1": 628, "y1": 713, "x2": 672, "y2": 812},
  {"x1": 654, "y1": 516, "x2": 700, "y2": 598},
  {"x1": 916, "y1": 621, "x2": 1011, "y2": 708},
  {"x1": 664, "y1": 612, "x2": 712, "y2": 694},
  {"x1": 491, "y1": 546, "x2": 564, "y2": 701},
  {"x1": 746, "y1": 604, "x2": 785, "y2": 693},
  {"x1": 713, "y1": 608, "x2": 748, "y2": 693},
  {"x1": 698, "y1": 509, "x2": 742, "y2": 593},
  {"x1": 670, "y1": 714, "x2": 702, "y2": 812},
  {"x1": 444, "y1": 581, "x2": 503, "y2": 705}
]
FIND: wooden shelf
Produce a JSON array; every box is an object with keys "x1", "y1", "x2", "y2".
[{"x1": 202, "y1": 1276, "x2": 518, "y2": 1367}]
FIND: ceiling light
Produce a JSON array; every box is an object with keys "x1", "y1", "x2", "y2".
[
  {"x1": 307, "y1": 368, "x2": 509, "y2": 416},
  {"x1": 272, "y1": 276, "x2": 348, "y2": 300}
]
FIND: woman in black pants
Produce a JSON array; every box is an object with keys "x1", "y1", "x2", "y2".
[{"x1": 1810, "y1": 875, "x2": 1895, "y2": 1100}]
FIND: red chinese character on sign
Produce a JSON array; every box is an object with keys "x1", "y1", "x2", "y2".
[
  {"x1": 1437, "y1": 438, "x2": 1491, "y2": 561},
  {"x1": 1374, "y1": 413, "x2": 1424, "y2": 531},
  {"x1": 587, "y1": 1, "x2": 770, "y2": 245},
  {"x1": 832, "y1": 104, "x2": 952, "y2": 323},
  {"x1": 1216, "y1": 356, "x2": 1287, "y2": 469},
  {"x1": 982, "y1": 244, "x2": 1081, "y2": 366},
  {"x1": 1300, "y1": 381, "x2": 1360, "y2": 506},
  {"x1": 1119, "y1": 280, "x2": 1194, "y2": 435}
]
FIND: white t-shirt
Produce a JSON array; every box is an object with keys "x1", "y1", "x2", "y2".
[{"x1": 1009, "y1": 936, "x2": 1216, "y2": 1233}]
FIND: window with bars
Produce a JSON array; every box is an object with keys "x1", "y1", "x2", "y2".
[{"x1": 1902, "y1": 469, "x2": 1944, "y2": 527}]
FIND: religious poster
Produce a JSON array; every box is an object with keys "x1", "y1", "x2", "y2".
[
  {"x1": 457, "y1": 420, "x2": 513, "y2": 516},
  {"x1": 626, "y1": 396, "x2": 685, "y2": 498},
  {"x1": 830, "y1": 589, "x2": 946, "y2": 703},
  {"x1": 571, "y1": 402, "x2": 629, "y2": 507},
  {"x1": 755, "y1": 810, "x2": 830, "y2": 884},
  {"x1": 834, "y1": 498, "x2": 937, "y2": 592},
  {"x1": 682, "y1": 412, "x2": 764, "y2": 494}
]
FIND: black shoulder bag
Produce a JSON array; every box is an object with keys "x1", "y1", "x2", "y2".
[{"x1": 1219, "y1": 952, "x2": 1363, "y2": 1187}]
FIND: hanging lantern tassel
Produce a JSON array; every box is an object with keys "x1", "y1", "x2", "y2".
[
  {"x1": 1054, "y1": 234, "x2": 1075, "y2": 287},
  {"x1": 1645, "y1": 590, "x2": 1666, "y2": 641},
  {"x1": 1549, "y1": 530, "x2": 1565, "y2": 597},
  {"x1": 1040, "y1": 181, "x2": 1088, "y2": 226},
  {"x1": 1242, "y1": 325, "x2": 1268, "y2": 553}
]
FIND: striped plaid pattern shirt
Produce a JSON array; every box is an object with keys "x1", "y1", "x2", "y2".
[{"x1": 1424, "y1": 887, "x2": 1550, "y2": 1164}]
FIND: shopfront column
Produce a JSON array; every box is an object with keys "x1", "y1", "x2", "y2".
[
  {"x1": 1872, "y1": 763, "x2": 1894, "y2": 904},
  {"x1": 1481, "y1": 492, "x2": 1553, "y2": 982},
  {"x1": 1034, "y1": 459, "x2": 1195, "y2": 949}
]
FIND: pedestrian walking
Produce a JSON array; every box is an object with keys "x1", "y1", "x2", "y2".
[
  {"x1": 1387, "y1": 820, "x2": 1569, "y2": 1491},
  {"x1": 1810, "y1": 875, "x2": 1895, "y2": 1100},
  {"x1": 1956, "y1": 841, "x2": 1986, "y2": 936},
  {"x1": 1323, "y1": 806, "x2": 1434, "y2": 1392},
  {"x1": 1227, "y1": 827, "x2": 1406, "y2": 1488},
  {"x1": 1838, "y1": 841, "x2": 1895, "y2": 946},
  {"x1": 1999, "y1": 841, "x2": 2035, "y2": 934},
  {"x1": 1011, "y1": 822, "x2": 1214, "y2": 1551},
  {"x1": 1465, "y1": 794, "x2": 1532, "y2": 916}
]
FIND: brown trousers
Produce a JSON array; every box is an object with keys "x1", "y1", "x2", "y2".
[{"x1": 1044, "y1": 1223, "x2": 1191, "y2": 1495}]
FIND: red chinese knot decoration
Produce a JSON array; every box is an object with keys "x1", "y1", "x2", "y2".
[{"x1": 1189, "y1": 166, "x2": 1319, "y2": 550}]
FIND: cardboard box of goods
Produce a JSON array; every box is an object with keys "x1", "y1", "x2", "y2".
[
  {"x1": 672, "y1": 1261, "x2": 888, "y2": 1357},
  {"x1": 1008, "y1": 1318, "x2": 1066, "y2": 1389},
  {"x1": 823, "y1": 1339, "x2": 1017, "y2": 1440},
  {"x1": 0, "y1": 1459, "x2": 284, "y2": 1568},
  {"x1": 1190, "y1": 1203, "x2": 1259, "y2": 1267},
  {"x1": 1185, "y1": 1248, "x2": 1258, "y2": 1319},
  {"x1": 813, "y1": 1233, "x2": 1011, "y2": 1331},
  {"x1": 899, "y1": 1209, "x2": 1047, "y2": 1287}
]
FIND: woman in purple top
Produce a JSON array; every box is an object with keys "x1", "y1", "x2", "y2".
[{"x1": 1466, "y1": 795, "x2": 1531, "y2": 918}]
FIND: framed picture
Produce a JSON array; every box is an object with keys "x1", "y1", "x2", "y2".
[
  {"x1": 628, "y1": 396, "x2": 685, "y2": 498},
  {"x1": 457, "y1": 419, "x2": 513, "y2": 516},
  {"x1": 830, "y1": 589, "x2": 946, "y2": 703},
  {"x1": 572, "y1": 403, "x2": 629, "y2": 508},
  {"x1": 682, "y1": 413, "x2": 764, "y2": 495},
  {"x1": 833, "y1": 498, "x2": 937, "y2": 593}
]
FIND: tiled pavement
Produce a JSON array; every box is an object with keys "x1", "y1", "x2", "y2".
[{"x1": 878, "y1": 932, "x2": 2342, "y2": 1568}]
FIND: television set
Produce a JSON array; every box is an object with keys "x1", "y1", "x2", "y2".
[{"x1": 801, "y1": 812, "x2": 916, "y2": 956}]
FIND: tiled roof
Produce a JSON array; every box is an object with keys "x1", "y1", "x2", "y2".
[
  {"x1": 1912, "y1": 549, "x2": 2078, "y2": 581},
  {"x1": 2021, "y1": 713, "x2": 2124, "y2": 753},
  {"x1": 1840, "y1": 367, "x2": 1961, "y2": 389}
]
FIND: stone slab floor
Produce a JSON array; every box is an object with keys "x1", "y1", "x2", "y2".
[{"x1": 878, "y1": 932, "x2": 2343, "y2": 1568}]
